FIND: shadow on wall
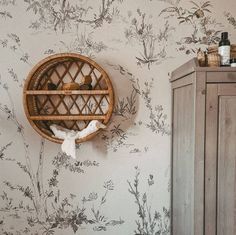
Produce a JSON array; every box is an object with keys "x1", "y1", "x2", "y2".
[{"x1": 92, "y1": 63, "x2": 140, "y2": 155}]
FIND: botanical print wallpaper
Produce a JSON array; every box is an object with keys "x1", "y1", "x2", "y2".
[{"x1": 0, "y1": 0, "x2": 236, "y2": 234}]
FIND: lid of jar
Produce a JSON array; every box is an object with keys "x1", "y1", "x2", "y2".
[{"x1": 230, "y1": 58, "x2": 236, "y2": 63}]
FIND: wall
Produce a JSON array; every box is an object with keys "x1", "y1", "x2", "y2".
[{"x1": 0, "y1": 0, "x2": 236, "y2": 234}]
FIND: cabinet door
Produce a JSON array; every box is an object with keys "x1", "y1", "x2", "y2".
[
  {"x1": 172, "y1": 84, "x2": 195, "y2": 235},
  {"x1": 205, "y1": 84, "x2": 236, "y2": 235}
]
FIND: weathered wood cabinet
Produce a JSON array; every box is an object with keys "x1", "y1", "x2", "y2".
[{"x1": 170, "y1": 58, "x2": 236, "y2": 235}]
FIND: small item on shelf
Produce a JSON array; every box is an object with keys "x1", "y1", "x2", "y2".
[
  {"x1": 61, "y1": 82, "x2": 80, "y2": 90},
  {"x1": 230, "y1": 58, "x2": 236, "y2": 67},
  {"x1": 80, "y1": 84, "x2": 92, "y2": 90},
  {"x1": 207, "y1": 53, "x2": 220, "y2": 67},
  {"x1": 218, "y1": 32, "x2": 231, "y2": 66},
  {"x1": 47, "y1": 82, "x2": 57, "y2": 90},
  {"x1": 81, "y1": 75, "x2": 92, "y2": 85},
  {"x1": 231, "y1": 44, "x2": 236, "y2": 58},
  {"x1": 208, "y1": 45, "x2": 218, "y2": 54},
  {"x1": 43, "y1": 81, "x2": 57, "y2": 90},
  {"x1": 79, "y1": 75, "x2": 93, "y2": 90},
  {"x1": 197, "y1": 48, "x2": 206, "y2": 67}
]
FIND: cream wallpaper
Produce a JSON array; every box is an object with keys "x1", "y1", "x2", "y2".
[{"x1": 0, "y1": 0, "x2": 236, "y2": 234}]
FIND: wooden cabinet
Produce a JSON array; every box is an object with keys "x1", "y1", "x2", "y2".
[{"x1": 170, "y1": 58, "x2": 236, "y2": 235}]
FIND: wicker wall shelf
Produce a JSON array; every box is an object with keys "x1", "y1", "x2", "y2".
[{"x1": 23, "y1": 53, "x2": 114, "y2": 144}]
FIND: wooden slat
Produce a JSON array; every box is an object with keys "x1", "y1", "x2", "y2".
[
  {"x1": 170, "y1": 85, "x2": 174, "y2": 235},
  {"x1": 170, "y1": 58, "x2": 199, "y2": 82},
  {"x1": 25, "y1": 90, "x2": 109, "y2": 95},
  {"x1": 218, "y1": 83, "x2": 236, "y2": 95},
  {"x1": 196, "y1": 67, "x2": 236, "y2": 72},
  {"x1": 207, "y1": 72, "x2": 236, "y2": 83},
  {"x1": 194, "y1": 72, "x2": 206, "y2": 235},
  {"x1": 171, "y1": 73, "x2": 194, "y2": 89},
  {"x1": 30, "y1": 115, "x2": 106, "y2": 120},
  {"x1": 205, "y1": 84, "x2": 218, "y2": 235}
]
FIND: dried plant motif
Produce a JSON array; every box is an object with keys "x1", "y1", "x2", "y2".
[
  {"x1": 24, "y1": 0, "x2": 89, "y2": 32},
  {"x1": 98, "y1": 62, "x2": 170, "y2": 153},
  {"x1": 0, "y1": 0, "x2": 15, "y2": 19},
  {"x1": 160, "y1": 1, "x2": 221, "y2": 54},
  {"x1": 0, "y1": 0, "x2": 15, "y2": 5},
  {"x1": 108, "y1": 63, "x2": 170, "y2": 136},
  {"x1": 0, "y1": 98, "x2": 49, "y2": 222},
  {"x1": 0, "y1": 10, "x2": 12, "y2": 18},
  {"x1": 24, "y1": 0, "x2": 123, "y2": 33},
  {"x1": 160, "y1": 1, "x2": 212, "y2": 23},
  {"x1": 0, "y1": 34, "x2": 31, "y2": 64},
  {"x1": 8, "y1": 68, "x2": 23, "y2": 88},
  {"x1": 125, "y1": 9, "x2": 174, "y2": 68},
  {"x1": 134, "y1": 79, "x2": 170, "y2": 135},
  {"x1": 113, "y1": 88, "x2": 137, "y2": 117},
  {"x1": 101, "y1": 122, "x2": 135, "y2": 152},
  {"x1": 225, "y1": 12, "x2": 236, "y2": 29},
  {"x1": 59, "y1": 32, "x2": 108, "y2": 58},
  {"x1": 76, "y1": 0, "x2": 123, "y2": 28},
  {"x1": 128, "y1": 167, "x2": 170, "y2": 235},
  {"x1": 0, "y1": 191, "x2": 14, "y2": 211},
  {"x1": 46, "y1": 194, "x2": 91, "y2": 233},
  {"x1": 0, "y1": 142, "x2": 12, "y2": 159},
  {"x1": 89, "y1": 180, "x2": 125, "y2": 231},
  {"x1": 43, "y1": 180, "x2": 123, "y2": 233},
  {"x1": 0, "y1": 80, "x2": 123, "y2": 234}
]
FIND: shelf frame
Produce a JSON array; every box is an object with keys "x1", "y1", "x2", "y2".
[{"x1": 25, "y1": 90, "x2": 110, "y2": 95}]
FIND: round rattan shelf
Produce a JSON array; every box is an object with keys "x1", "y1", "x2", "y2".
[{"x1": 23, "y1": 53, "x2": 114, "y2": 144}]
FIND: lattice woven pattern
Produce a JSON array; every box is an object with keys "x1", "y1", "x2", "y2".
[{"x1": 23, "y1": 53, "x2": 114, "y2": 144}]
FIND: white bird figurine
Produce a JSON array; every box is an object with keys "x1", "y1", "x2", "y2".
[{"x1": 50, "y1": 120, "x2": 106, "y2": 159}]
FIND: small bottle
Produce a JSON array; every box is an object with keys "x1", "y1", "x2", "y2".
[
  {"x1": 230, "y1": 58, "x2": 236, "y2": 67},
  {"x1": 218, "y1": 32, "x2": 231, "y2": 66}
]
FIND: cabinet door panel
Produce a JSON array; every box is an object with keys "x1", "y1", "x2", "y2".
[
  {"x1": 172, "y1": 84, "x2": 194, "y2": 235},
  {"x1": 218, "y1": 96, "x2": 236, "y2": 235},
  {"x1": 205, "y1": 84, "x2": 236, "y2": 235}
]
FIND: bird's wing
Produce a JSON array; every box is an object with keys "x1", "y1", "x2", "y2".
[
  {"x1": 95, "y1": 121, "x2": 106, "y2": 129},
  {"x1": 77, "y1": 120, "x2": 106, "y2": 139}
]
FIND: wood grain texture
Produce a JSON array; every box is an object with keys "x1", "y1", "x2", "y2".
[
  {"x1": 193, "y1": 72, "x2": 206, "y2": 235},
  {"x1": 217, "y1": 95, "x2": 236, "y2": 235},
  {"x1": 172, "y1": 83, "x2": 195, "y2": 235},
  {"x1": 218, "y1": 84, "x2": 236, "y2": 95},
  {"x1": 171, "y1": 73, "x2": 194, "y2": 89},
  {"x1": 205, "y1": 84, "x2": 218, "y2": 235},
  {"x1": 207, "y1": 72, "x2": 236, "y2": 83}
]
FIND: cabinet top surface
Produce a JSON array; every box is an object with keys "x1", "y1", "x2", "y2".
[{"x1": 170, "y1": 58, "x2": 236, "y2": 82}]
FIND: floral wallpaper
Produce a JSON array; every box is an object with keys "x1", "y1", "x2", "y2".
[{"x1": 0, "y1": 0, "x2": 236, "y2": 234}]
